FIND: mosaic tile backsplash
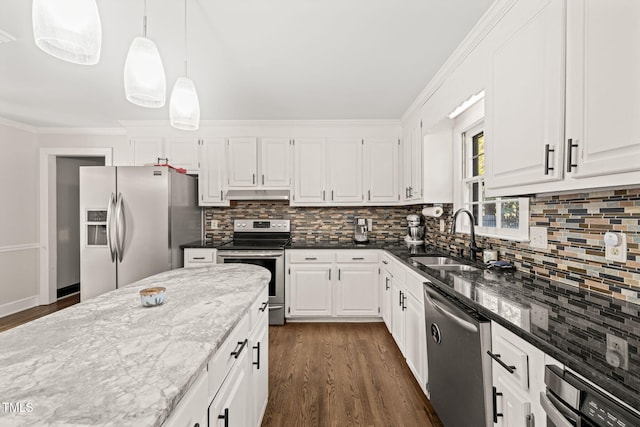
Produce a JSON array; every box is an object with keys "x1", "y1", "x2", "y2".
[
  {"x1": 203, "y1": 188, "x2": 640, "y2": 304},
  {"x1": 422, "y1": 188, "x2": 640, "y2": 305},
  {"x1": 204, "y1": 202, "x2": 422, "y2": 243}
]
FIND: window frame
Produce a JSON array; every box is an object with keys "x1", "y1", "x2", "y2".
[{"x1": 452, "y1": 101, "x2": 530, "y2": 241}]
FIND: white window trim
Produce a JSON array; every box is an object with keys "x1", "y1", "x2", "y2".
[{"x1": 452, "y1": 101, "x2": 530, "y2": 242}]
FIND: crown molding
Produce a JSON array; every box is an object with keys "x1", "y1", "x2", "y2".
[
  {"x1": 119, "y1": 119, "x2": 402, "y2": 129},
  {"x1": 0, "y1": 117, "x2": 38, "y2": 133},
  {"x1": 400, "y1": 0, "x2": 518, "y2": 124}
]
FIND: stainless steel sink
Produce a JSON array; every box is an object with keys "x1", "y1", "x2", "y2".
[
  {"x1": 411, "y1": 256, "x2": 480, "y2": 272},
  {"x1": 429, "y1": 264, "x2": 480, "y2": 272},
  {"x1": 411, "y1": 256, "x2": 460, "y2": 266}
]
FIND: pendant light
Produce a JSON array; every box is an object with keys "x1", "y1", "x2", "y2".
[
  {"x1": 32, "y1": 0, "x2": 102, "y2": 65},
  {"x1": 124, "y1": 0, "x2": 166, "y2": 108},
  {"x1": 170, "y1": 0, "x2": 200, "y2": 130}
]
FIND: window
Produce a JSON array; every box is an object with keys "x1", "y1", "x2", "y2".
[{"x1": 453, "y1": 103, "x2": 529, "y2": 241}]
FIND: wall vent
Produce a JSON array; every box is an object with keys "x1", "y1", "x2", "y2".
[{"x1": 0, "y1": 30, "x2": 16, "y2": 44}]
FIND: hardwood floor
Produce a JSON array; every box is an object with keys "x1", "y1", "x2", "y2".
[
  {"x1": 0, "y1": 294, "x2": 80, "y2": 333},
  {"x1": 262, "y1": 322, "x2": 443, "y2": 427}
]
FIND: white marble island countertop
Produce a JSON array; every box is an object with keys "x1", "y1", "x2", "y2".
[{"x1": 0, "y1": 264, "x2": 270, "y2": 427}]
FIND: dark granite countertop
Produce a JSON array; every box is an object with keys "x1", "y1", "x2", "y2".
[
  {"x1": 181, "y1": 240, "x2": 230, "y2": 249},
  {"x1": 286, "y1": 240, "x2": 640, "y2": 408}
]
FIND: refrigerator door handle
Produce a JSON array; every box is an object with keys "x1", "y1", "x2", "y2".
[
  {"x1": 115, "y1": 193, "x2": 125, "y2": 262},
  {"x1": 106, "y1": 193, "x2": 117, "y2": 262}
]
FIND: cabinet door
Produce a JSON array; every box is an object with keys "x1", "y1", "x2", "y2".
[
  {"x1": 288, "y1": 264, "x2": 332, "y2": 317},
  {"x1": 335, "y1": 265, "x2": 378, "y2": 316},
  {"x1": 293, "y1": 138, "x2": 326, "y2": 204},
  {"x1": 164, "y1": 137, "x2": 199, "y2": 173},
  {"x1": 260, "y1": 138, "x2": 290, "y2": 187},
  {"x1": 250, "y1": 315, "x2": 269, "y2": 426},
  {"x1": 364, "y1": 138, "x2": 399, "y2": 203},
  {"x1": 404, "y1": 291, "x2": 427, "y2": 392},
  {"x1": 410, "y1": 124, "x2": 423, "y2": 201},
  {"x1": 391, "y1": 282, "x2": 405, "y2": 352},
  {"x1": 209, "y1": 345, "x2": 252, "y2": 427},
  {"x1": 493, "y1": 375, "x2": 533, "y2": 427},
  {"x1": 381, "y1": 269, "x2": 393, "y2": 331},
  {"x1": 227, "y1": 137, "x2": 258, "y2": 187},
  {"x1": 485, "y1": 0, "x2": 566, "y2": 189},
  {"x1": 567, "y1": 0, "x2": 640, "y2": 178},
  {"x1": 199, "y1": 138, "x2": 228, "y2": 206},
  {"x1": 327, "y1": 138, "x2": 363, "y2": 203},
  {"x1": 131, "y1": 137, "x2": 163, "y2": 166}
]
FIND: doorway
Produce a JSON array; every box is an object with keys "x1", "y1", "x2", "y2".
[
  {"x1": 55, "y1": 156, "x2": 104, "y2": 299},
  {"x1": 39, "y1": 148, "x2": 113, "y2": 305}
]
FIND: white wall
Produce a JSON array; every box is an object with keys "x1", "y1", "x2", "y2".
[
  {"x1": 38, "y1": 133, "x2": 129, "y2": 166},
  {"x1": 0, "y1": 120, "x2": 39, "y2": 314},
  {"x1": 56, "y1": 156, "x2": 104, "y2": 290}
]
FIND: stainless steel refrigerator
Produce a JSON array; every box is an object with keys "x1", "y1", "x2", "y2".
[{"x1": 79, "y1": 166, "x2": 200, "y2": 301}]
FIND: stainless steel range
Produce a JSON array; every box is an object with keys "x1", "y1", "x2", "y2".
[{"x1": 216, "y1": 219, "x2": 290, "y2": 325}]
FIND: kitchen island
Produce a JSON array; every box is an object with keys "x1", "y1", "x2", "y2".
[{"x1": 0, "y1": 264, "x2": 270, "y2": 426}]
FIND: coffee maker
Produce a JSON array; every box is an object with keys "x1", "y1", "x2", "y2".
[
  {"x1": 354, "y1": 217, "x2": 370, "y2": 244},
  {"x1": 405, "y1": 214, "x2": 425, "y2": 244}
]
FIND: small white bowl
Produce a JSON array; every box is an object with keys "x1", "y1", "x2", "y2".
[{"x1": 139, "y1": 287, "x2": 166, "y2": 307}]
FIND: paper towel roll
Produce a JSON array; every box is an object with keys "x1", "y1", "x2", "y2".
[{"x1": 422, "y1": 206, "x2": 443, "y2": 218}]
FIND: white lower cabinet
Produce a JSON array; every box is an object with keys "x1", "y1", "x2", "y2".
[
  {"x1": 380, "y1": 254, "x2": 393, "y2": 331},
  {"x1": 250, "y1": 312, "x2": 269, "y2": 426},
  {"x1": 389, "y1": 260, "x2": 428, "y2": 396},
  {"x1": 209, "y1": 347, "x2": 252, "y2": 427},
  {"x1": 490, "y1": 321, "x2": 552, "y2": 427},
  {"x1": 162, "y1": 369, "x2": 209, "y2": 427},
  {"x1": 184, "y1": 249, "x2": 216, "y2": 268},
  {"x1": 285, "y1": 250, "x2": 380, "y2": 319}
]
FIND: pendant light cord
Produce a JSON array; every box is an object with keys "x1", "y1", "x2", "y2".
[
  {"x1": 184, "y1": 0, "x2": 188, "y2": 76},
  {"x1": 142, "y1": 0, "x2": 148, "y2": 37}
]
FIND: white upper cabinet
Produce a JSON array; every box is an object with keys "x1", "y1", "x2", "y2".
[
  {"x1": 566, "y1": 0, "x2": 640, "y2": 179},
  {"x1": 131, "y1": 137, "x2": 200, "y2": 173},
  {"x1": 485, "y1": 0, "x2": 566, "y2": 190},
  {"x1": 402, "y1": 122, "x2": 423, "y2": 202},
  {"x1": 293, "y1": 137, "x2": 327, "y2": 204},
  {"x1": 227, "y1": 137, "x2": 258, "y2": 187},
  {"x1": 364, "y1": 138, "x2": 400, "y2": 203},
  {"x1": 327, "y1": 138, "x2": 363, "y2": 204},
  {"x1": 486, "y1": 0, "x2": 640, "y2": 196},
  {"x1": 260, "y1": 138, "x2": 291, "y2": 187},
  {"x1": 199, "y1": 138, "x2": 229, "y2": 206}
]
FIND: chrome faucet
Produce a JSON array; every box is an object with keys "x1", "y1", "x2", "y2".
[{"x1": 451, "y1": 208, "x2": 482, "y2": 262}]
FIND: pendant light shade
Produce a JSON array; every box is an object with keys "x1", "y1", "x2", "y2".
[
  {"x1": 170, "y1": 77, "x2": 200, "y2": 130},
  {"x1": 124, "y1": 36, "x2": 166, "y2": 108},
  {"x1": 32, "y1": 0, "x2": 102, "y2": 65}
]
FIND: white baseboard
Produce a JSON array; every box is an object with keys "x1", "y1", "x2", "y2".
[
  {"x1": 285, "y1": 317, "x2": 384, "y2": 323},
  {"x1": 0, "y1": 295, "x2": 39, "y2": 318}
]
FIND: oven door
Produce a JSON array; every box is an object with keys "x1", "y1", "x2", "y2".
[{"x1": 216, "y1": 250, "x2": 285, "y2": 325}]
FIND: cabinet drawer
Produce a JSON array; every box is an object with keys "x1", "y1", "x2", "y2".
[
  {"x1": 288, "y1": 250, "x2": 335, "y2": 263},
  {"x1": 336, "y1": 251, "x2": 379, "y2": 263},
  {"x1": 492, "y1": 332, "x2": 530, "y2": 390},
  {"x1": 208, "y1": 314, "x2": 250, "y2": 401},
  {"x1": 250, "y1": 288, "x2": 269, "y2": 330},
  {"x1": 185, "y1": 249, "x2": 216, "y2": 265},
  {"x1": 404, "y1": 270, "x2": 425, "y2": 300},
  {"x1": 163, "y1": 369, "x2": 208, "y2": 427}
]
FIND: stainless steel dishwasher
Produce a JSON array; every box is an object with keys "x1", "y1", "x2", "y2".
[{"x1": 424, "y1": 283, "x2": 492, "y2": 427}]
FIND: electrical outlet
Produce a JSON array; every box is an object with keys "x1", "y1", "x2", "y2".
[
  {"x1": 530, "y1": 226, "x2": 548, "y2": 249},
  {"x1": 606, "y1": 333, "x2": 629, "y2": 370},
  {"x1": 209, "y1": 220, "x2": 219, "y2": 229},
  {"x1": 605, "y1": 232, "x2": 626, "y2": 263},
  {"x1": 439, "y1": 219, "x2": 445, "y2": 233}
]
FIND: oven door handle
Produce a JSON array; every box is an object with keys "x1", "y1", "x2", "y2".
[
  {"x1": 539, "y1": 392, "x2": 575, "y2": 427},
  {"x1": 218, "y1": 251, "x2": 283, "y2": 258}
]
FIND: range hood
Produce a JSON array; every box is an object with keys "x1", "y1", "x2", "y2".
[{"x1": 225, "y1": 189, "x2": 290, "y2": 201}]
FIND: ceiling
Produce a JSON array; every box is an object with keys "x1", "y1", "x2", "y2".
[{"x1": 0, "y1": 0, "x2": 494, "y2": 128}]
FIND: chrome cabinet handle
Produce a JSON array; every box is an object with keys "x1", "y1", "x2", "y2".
[
  {"x1": 252, "y1": 173, "x2": 256, "y2": 184},
  {"x1": 368, "y1": 190, "x2": 371, "y2": 200},
  {"x1": 487, "y1": 351, "x2": 516, "y2": 373},
  {"x1": 305, "y1": 257, "x2": 317, "y2": 260},
  {"x1": 331, "y1": 190, "x2": 334, "y2": 200},
  {"x1": 259, "y1": 301, "x2": 268, "y2": 312},
  {"x1": 352, "y1": 257, "x2": 364, "y2": 260},
  {"x1": 382, "y1": 260, "x2": 388, "y2": 265},
  {"x1": 322, "y1": 190, "x2": 325, "y2": 200},
  {"x1": 192, "y1": 256, "x2": 205, "y2": 260},
  {"x1": 253, "y1": 341, "x2": 261, "y2": 369},
  {"x1": 544, "y1": 144, "x2": 555, "y2": 175},
  {"x1": 262, "y1": 174, "x2": 264, "y2": 185},
  {"x1": 385, "y1": 277, "x2": 390, "y2": 290},
  {"x1": 566, "y1": 138, "x2": 578, "y2": 172}
]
